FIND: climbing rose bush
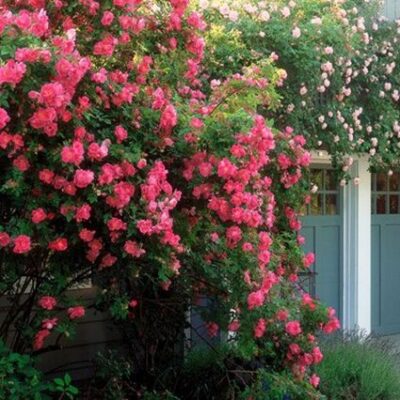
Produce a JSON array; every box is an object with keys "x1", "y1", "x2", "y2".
[
  {"x1": 201, "y1": 0, "x2": 400, "y2": 178},
  {"x1": 0, "y1": 0, "x2": 338, "y2": 397}
]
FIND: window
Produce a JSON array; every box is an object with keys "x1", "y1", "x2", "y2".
[
  {"x1": 371, "y1": 172, "x2": 400, "y2": 215},
  {"x1": 306, "y1": 168, "x2": 340, "y2": 216}
]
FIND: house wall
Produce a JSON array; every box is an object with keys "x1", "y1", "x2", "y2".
[
  {"x1": 383, "y1": 0, "x2": 400, "y2": 19},
  {"x1": 38, "y1": 287, "x2": 122, "y2": 381},
  {"x1": 0, "y1": 287, "x2": 122, "y2": 381}
]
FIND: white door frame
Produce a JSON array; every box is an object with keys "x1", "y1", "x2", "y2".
[
  {"x1": 311, "y1": 152, "x2": 371, "y2": 333},
  {"x1": 342, "y1": 156, "x2": 371, "y2": 333}
]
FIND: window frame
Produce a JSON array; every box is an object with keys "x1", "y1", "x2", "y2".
[
  {"x1": 371, "y1": 172, "x2": 400, "y2": 215},
  {"x1": 306, "y1": 166, "x2": 341, "y2": 216}
]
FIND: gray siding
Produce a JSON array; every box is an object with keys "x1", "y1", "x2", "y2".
[
  {"x1": 0, "y1": 287, "x2": 122, "y2": 381},
  {"x1": 383, "y1": 0, "x2": 400, "y2": 20}
]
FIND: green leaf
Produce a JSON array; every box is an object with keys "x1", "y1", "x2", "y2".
[
  {"x1": 53, "y1": 378, "x2": 65, "y2": 387},
  {"x1": 64, "y1": 373, "x2": 71, "y2": 385}
]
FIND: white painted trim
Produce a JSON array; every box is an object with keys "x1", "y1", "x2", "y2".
[
  {"x1": 342, "y1": 156, "x2": 371, "y2": 333},
  {"x1": 310, "y1": 150, "x2": 331, "y2": 165}
]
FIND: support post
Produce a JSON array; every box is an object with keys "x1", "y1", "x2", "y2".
[{"x1": 342, "y1": 156, "x2": 371, "y2": 333}]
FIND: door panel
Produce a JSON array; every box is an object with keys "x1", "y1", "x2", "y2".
[
  {"x1": 301, "y1": 216, "x2": 341, "y2": 316},
  {"x1": 372, "y1": 216, "x2": 400, "y2": 334},
  {"x1": 371, "y1": 172, "x2": 400, "y2": 335}
]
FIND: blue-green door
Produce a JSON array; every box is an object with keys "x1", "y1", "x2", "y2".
[
  {"x1": 301, "y1": 168, "x2": 342, "y2": 317},
  {"x1": 372, "y1": 172, "x2": 400, "y2": 334}
]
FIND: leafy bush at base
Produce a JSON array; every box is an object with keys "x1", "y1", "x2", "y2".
[
  {"x1": 0, "y1": 340, "x2": 78, "y2": 400},
  {"x1": 90, "y1": 345, "x2": 321, "y2": 400},
  {"x1": 316, "y1": 332, "x2": 400, "y2": 400}
]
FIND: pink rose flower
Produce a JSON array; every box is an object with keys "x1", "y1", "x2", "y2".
[
  {"x1": 292, "y1": 27, "x2": 301, "y2": 38},
  {"x1": 226, "y1": 226, "x2": 242, "y2": 248},
  {"x1": 100, "y1": 253, "x2": 117, "y2": 268},
  {"x1": 137, "y1": 219, "x2": 153, "y2": 235},
  {"x1": 309, "y1": 374, "x2": 320, "y2": 388},
  {"x1": 285, "y1": 320, "x2": 302, "y2": 336},
  {"x1": 38, "y1": 82, "x2": 66, "y2": 108},
  {"x1": 289, "y1": 343, "x2": 301, "y2": 355},
  {"x1": 129, "y1": 299, "x2": 138, "y2": 308},
  {"x1": 101, "y1": 11, "x2": 114, "y2": 26},
  {"x1": 93, "y1": 36, "x2": 117, "y2": 57},
  {"x1": 13, "y1": 155, "x2": 30, "y2": 171},
  {"x1": 254, "y1": 318, "x2": 267, "y2": 338},
  {"x1": 33, "y1": 329, "x2": 50, "y2": 350},
  {"x1": 75, "y1": 204, "x2": 91, "y2": 222},
  {"x1": 41, "y1": 318, "x2": 58, "y2": 330},
  {"x1": 107, "y1": 217, "x2": 127, "y2": 231},
  {"x1": 312, "y1": 346, "x2": 323, "y2": 364},
  {"x1": 114, "y1": 125, "x2": 128, "y2": 143},
  {"x1": 39, "y1": 169, "x2": 55, "y2": 184},
  {"x1": 137, "y1": 159, "x2": 147, "y2": 169},
  {"x1": 79, "y1": 229, "x2": 96, "y2": 242},
  {"x1": 277, "y1": 309, "x2": 289, "y2": 321},
  {"x1": 303, "y1": 252, "x2": 315, "y2": 268},
  {"x1": 13, "y1": 235, "x2": 31, "y2": 254},
  {"x1": 228, "y1": 320, "x2": 240, "y2": 332},
  {"x1": 48, "y1": 238, "x2": 68, "y2": 252},
  {"x1": 0, "y1": 107, "x2": 10, "y2": 129},
  {"x1": 247, "y1": 290, "x2": 265, "y2": 310},
  {"x1": 323, "y1": 317, "x2": 341, "y2": 334},
  {"x1": 67, "y1": 306, "x2": 85, "y2": 320},
  {"x1": 31, "y1": 208, "x2": 47, "y2": 224},
  {"x1": 206, "y1": 321, "x2": 219, "y2": 338},
  {"x1": 61, "y1": 141, "x2": 84, "y2": 166},
  {"x1": 124, "y1": 240, "x2": 145, "y2": 257},
  {"x1": 0, "y1": 60, "x2": 27, "y2": 86},
  {"x1": 160, "y1": 104, "x2": 178, "y2": 133},
  {"x1": 0, "y1": 232, "x2": 11, "y2": 247},
  {"x1": 38, "y1": 296, "x2": 57, "y2": 310},
  {"x1": 73, "y1": 169, "x2": 94, "y2": 188}
]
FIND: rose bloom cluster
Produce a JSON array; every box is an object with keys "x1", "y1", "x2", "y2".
[
  {"x1": 0, "y1": 0, "x2": 337, "y2": 393},
  {"x1": 182, "y1": 109, "x2": 339, "y2": 386},
  {"x1": 0, "y1": 0, "x2": 204, "y2": 352}
]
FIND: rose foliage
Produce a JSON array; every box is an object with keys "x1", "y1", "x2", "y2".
[
  {"x1": 202, "y1": 0, "x2": 400, "y2": 178},
  {"x1": 0, "y1": 0, "x2": 340, "y2": 398}
]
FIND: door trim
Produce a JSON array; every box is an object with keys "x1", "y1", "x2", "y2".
[{"x1": 342, "y1": 156, "x2": 371, "y2": 333}]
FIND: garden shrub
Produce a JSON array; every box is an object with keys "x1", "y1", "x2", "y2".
[
  {"x1": 316, "y1": 332, "x2": 400, "y2": 400},
  {"x1": 0, "y1": 0, "x2": 346, "y2": 398},
  {"x1": 90, "y1": 350, "x2": 136, "y2": 400},
  {"x1": 91, "y1": 344, "x2": 322, "y2": 400},
  {"x1": 0, "y1": 339, "x2": 78, "y2": 399}
]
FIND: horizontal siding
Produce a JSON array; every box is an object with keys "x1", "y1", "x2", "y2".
[
  {"x1": 38, "y1": 338, "x2": 123, "y2": 381},
  {"x1": 383, "y1": 0, "x2": 400, "y2": 20},
  {"x1": 0, "y1": 287, "x2": 122, "y2": 381}
]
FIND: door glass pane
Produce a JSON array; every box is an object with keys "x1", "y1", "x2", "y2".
[
  {"x1": 300, "y1": 202, "x2": 308, "y2": 216},
  {"x1": 390, "y1": 173, "x2": 400, "y2": 191},
  {"x1": 310, "y1": 193, "x2": 323, "y2": 215},
  {"x1": 325, "y1": 170, "x2": 337, "y2": 191},
  {"x1": 326, "y1": 194, "x2": 338, "y2": 215},
  {"x1": 376, "y1": 195, "x2": 387, "y2": 214},
  {"x1": 390, "y1": 195, "x2": 399, "y2": 214},
  {"x1": 311, "y1": 169, "x2": 323, "y2": 190},
  {"x1": 376, "y1": 173, "x2": 387, "y2": 191}
]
